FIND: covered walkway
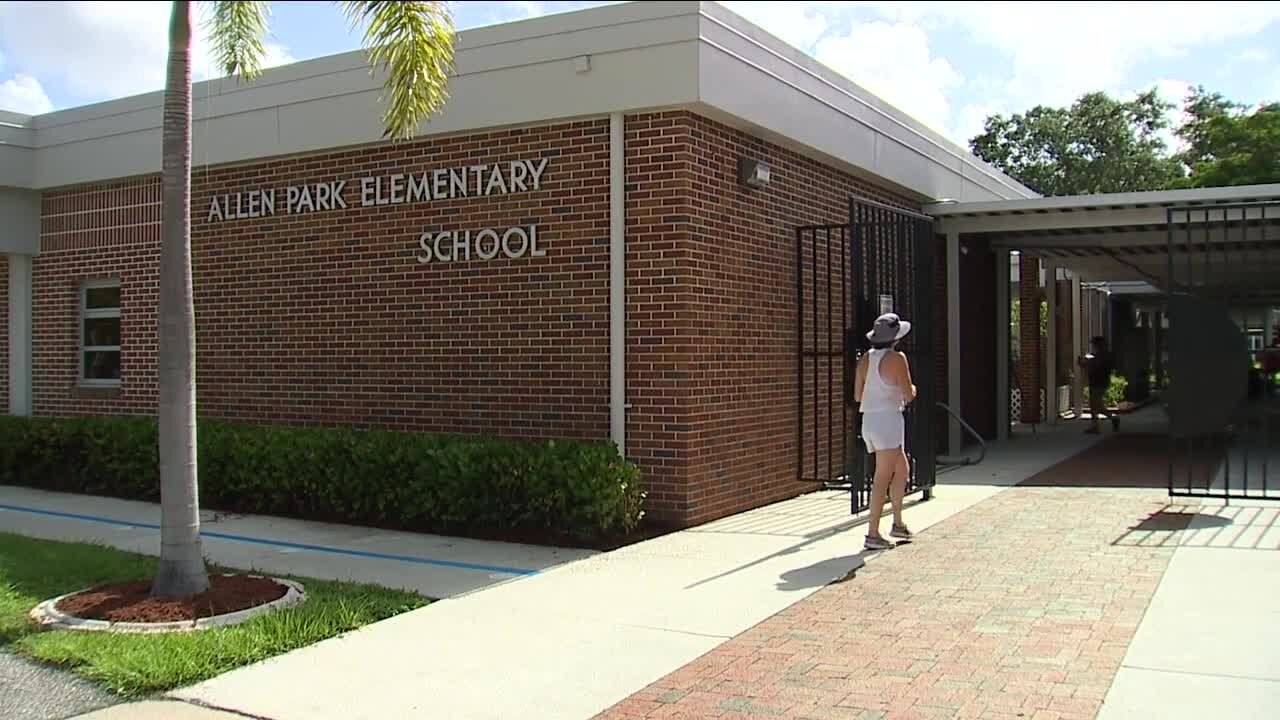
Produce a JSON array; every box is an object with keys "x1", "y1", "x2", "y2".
[{"x1": 927, "y1": 183, "x2": 1280, "y2": 502}]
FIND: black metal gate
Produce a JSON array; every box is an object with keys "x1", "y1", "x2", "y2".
[
  {"x1": 1166, "y1": 201, "x2": 1279, "y2": 501},
  {"x1": 796, "y1": 199, "x2": 937, "y2": 514}
]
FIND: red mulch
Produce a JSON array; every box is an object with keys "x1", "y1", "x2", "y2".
[{"x1": 55, "y1": 574, "x2": 287, "y2": 624}]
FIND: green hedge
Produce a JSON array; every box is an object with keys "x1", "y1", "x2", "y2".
[{"x1": 0, "y1": 416, "x2": 645, "y2": 542}]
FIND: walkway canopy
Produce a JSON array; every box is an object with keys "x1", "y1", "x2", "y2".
[
  {"x1": 926, "y1": 183, "x2": 1280, "y2": 298},
  {"x1": 925, "y1": 183, "x2": 1280, "y2": 502}
]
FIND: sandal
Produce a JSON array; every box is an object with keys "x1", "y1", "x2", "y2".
[{"x1": 864, "y1": 535, "x2": 894, "y2": 551}]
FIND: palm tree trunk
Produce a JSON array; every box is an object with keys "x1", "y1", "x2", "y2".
[{"x1": 153, "y1": 0, "x2": 209, "y2": 597}]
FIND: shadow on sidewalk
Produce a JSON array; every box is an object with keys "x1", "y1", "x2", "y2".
[{"x1": 774, "y1": 554, "x2": 868, "y2": 592}]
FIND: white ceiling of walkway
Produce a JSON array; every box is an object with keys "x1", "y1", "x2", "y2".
[{"x1": 927, "y1": 184, "x2": 1280, "y2": 298}]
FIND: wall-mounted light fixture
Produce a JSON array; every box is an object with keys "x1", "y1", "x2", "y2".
[{"x1": 738, "y1": 157, "x2": 770, "y2": 190}]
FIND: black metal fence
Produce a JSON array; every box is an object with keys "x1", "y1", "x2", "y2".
[
  {"x1": 796, "y1": 223, "x2": 853, "y2": 492},
  {"x1": 850, "y1": 199, "x2": 938, "y2": 511},
  {"x1": 795, "y1": 199, "x2": 937, "y2": 514},
  {"x1": 1166, "y1": 202, "x2": 1279, "y2": 500}
]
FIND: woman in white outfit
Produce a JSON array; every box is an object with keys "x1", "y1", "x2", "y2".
[{"x1": 853, "y1": 313, "x2": 917, "y2": 550}]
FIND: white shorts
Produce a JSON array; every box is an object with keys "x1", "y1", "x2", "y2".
[{"x1": 861, "y1": 411, "x2": 904, "y2": 452}]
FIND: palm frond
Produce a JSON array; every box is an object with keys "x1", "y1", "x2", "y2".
[
  {"x1": 341, "y1": 1, "x2": 455, "y2": 142},
  {"x1": 208, "y1": 0, "x2": 271, "y2": 81}
]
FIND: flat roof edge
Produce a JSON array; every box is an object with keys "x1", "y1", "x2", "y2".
[
  {"x1": 927, "y1": 183, "x2": 1280, "y2": 217},
  {"x1": 8, "y1": 0, "x2": 1035, "y2": 203}
]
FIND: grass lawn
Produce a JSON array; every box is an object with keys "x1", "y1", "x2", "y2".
[{"x1": 0, "y1": 531, "x2": 429, "y2": 697}]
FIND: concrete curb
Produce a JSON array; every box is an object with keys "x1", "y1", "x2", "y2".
[{"x1": 28, "y1": 575, "x2": 306, "y2": 634}]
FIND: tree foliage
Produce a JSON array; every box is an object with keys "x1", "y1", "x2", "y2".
[
  {"x1": 1173, "y1": 87, "x2": 1280, "y2": 188},
  {"x1": 970, "y1": 90, "x2": 1179, "y2": 196},
  {"x1": 971, "y1": 86, "x2": 1279, "y2": 194},
  {"x1": 208, "y1": 0, "x2": 455, "y2": 141}
]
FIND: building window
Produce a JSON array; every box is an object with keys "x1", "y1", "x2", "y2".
[{"x1": 81, "y1": 280, "x2": 121, "y2": 385}]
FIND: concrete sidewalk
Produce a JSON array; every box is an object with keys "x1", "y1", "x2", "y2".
[
  {"x1": 1098, "y1": 500, "x2": 1280, "y2": 720},
  {"x1": 87, "y1": 428, "x2": 1097, "y2": 720},
  {"x1": 5, "y1": 424, "x2": 1096, "y2": 720},
  {"x1": 0, "y1": 486, "x2": 593, "y2": 599}
]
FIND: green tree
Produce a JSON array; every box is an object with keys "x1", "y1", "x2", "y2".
[
  {"x1": 154, "y1": 0, "x2": 455, "y2": 596},
  {"x1": 971, "y1": 90, "x2": 1180, "y2": 196},
  {"x1": 1173, "y1": 86, "x2": 1280, "y2": 188}
]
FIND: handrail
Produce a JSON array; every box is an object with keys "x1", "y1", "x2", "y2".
[{"x1": 936, "y1": 402, "x2": 987, "y2": 466}]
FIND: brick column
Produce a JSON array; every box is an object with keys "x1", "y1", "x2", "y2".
[{"x1": 1018, "y1": 254, "x2": 1041, "y2": 424}]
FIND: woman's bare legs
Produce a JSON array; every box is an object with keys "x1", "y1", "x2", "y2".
[
  {"x1": 867, "y1": 449, "x2": 896, "y2": 540},
  {"x1": 889, "y1": 449, "x2": 909, "y2": 532}
]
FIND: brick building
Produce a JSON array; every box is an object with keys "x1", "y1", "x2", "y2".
[{"x1": 1, "y1": 2, "x2": 1043, "y2": 527}]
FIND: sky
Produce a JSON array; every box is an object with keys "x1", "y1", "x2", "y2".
[{"x1": 2, "y1": 1, "x2": 1279, "y2": 150}]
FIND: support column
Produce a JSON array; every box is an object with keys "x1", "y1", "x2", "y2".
[
  {"x1": 995, "y1": 250, "x2": 1010, "y2": 440},
  {"x1": 1071, "y1": 273, "x2": 1083, "y2": 416},
  {"x1": 946, "y1": 230, "x2": 962, "y2": 453},
  {"x1": 8, "y1": 253, "x2": 33, "y2": 416},
  {"x1": 1154, "y1": 309, "x2": 1164, "y2": 389},
  {"x1": 1018, "y1": 254, "x2": 1041, "y2": 425},
  {"x1": 1045, "y1": 261, "x2": 1058, "y2": 423},
  {"x1": 608, "y1": 113, "x2": 626, "y2": 457}
]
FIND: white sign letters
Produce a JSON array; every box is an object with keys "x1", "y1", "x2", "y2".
[
  {"x1": 207, "y1": 158, "x2": 549, "y2": 223},
  {"x1": 203, "y1": 156, "x2": 553, "y2": 263},
  {"x1": 416, "y1": 225, "x2": 544, "y2": 264}
]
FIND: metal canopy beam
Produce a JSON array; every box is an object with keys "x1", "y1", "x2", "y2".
[{"x1": 939, "y1": 204, "x2": 1277, "y2": 235}]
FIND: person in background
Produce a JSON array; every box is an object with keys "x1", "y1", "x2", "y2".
[
  {"x1": 1081, "y1": 335, "x2": 1119, "y2": 434},
  {"x1": 853, "y1": 313, "x2": 916, "y2": 551}
]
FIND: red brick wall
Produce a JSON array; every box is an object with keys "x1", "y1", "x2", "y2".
[
  {"x1": 678, "y1": 113, "x2": 921, "y2": 526},
  {"x1": 36, "y1": 122, "x2": 613, "y2": 437},
  {"x1": 0, "y1": 253, "x2": 8, "y2": 413},
  {"x1": 1054, "y1": 278, "x2": 1074, "y2": 387},
  {"x1": 623, "y1": 113, "x2": 696, "y2": 517},
  {"x1": 31, "y1": 111, "x2": 932, "y2": 528},
  {"x1": 36, "y1": 179, "x2": 162, "y2": 416}
]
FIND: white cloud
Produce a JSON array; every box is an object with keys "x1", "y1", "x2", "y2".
[
  {"x1": 1145, "y1": 78, "x2": 1194, "y2": 153},
  {"x1": 1236, "y1": 48, "x2": 1270, "y2": 64},
  {"x1": 720, "y1": 1, "x2": 831, "y2": 53},
  {"x1": 0, "y1": 1, "x2": 295, "y2": 110},
  {"x1": 480, "y1": 1, "x2": 547, "y2": 26},
  {"x1": 712, "y1": 1, "x2": 1280, "y2": 144},
  {"x1": 953, "y1": 100, "x2": 1005, "y2": 149},
  {"x1": 861, "y1": 1, "x2": 1280, "y2": 112},
  {"x1": 0, "y1": 73, "x2": 54, "y2": 114},
  {"x1": 814, "y1": 21, "x2": 962, "y2": 136}
]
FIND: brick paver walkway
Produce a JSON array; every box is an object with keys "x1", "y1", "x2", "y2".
[{"x1": 594, "y1": 439, "x2": 1188, "y2": 720}]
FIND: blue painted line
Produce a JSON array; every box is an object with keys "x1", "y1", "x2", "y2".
[{"x1": 0, "y1": 502, "x2": 539, "y2": 577}]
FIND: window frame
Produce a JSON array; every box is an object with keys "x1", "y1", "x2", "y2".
[{"x1": 79, "y1": 279, "x2": 122, "y2": 387}]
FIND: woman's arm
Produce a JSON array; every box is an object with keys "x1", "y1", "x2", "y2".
[
  {"x1": 898, "y1": 351, "x2": 918, "y2": 403},
  {"x1": 853, "y1": 354, "x2": 868, "y2": 403}
]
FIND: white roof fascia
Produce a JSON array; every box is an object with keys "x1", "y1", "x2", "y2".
[{"x1": 11, "y1": 0, "x2": 1035, "y2": 204}]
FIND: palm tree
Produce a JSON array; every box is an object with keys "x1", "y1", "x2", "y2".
[{"x1": 153, "y1": 0, "x2": 455, "y2": 596}]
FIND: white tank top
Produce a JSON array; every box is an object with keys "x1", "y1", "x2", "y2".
[{"x1": 860, "y1": 349, "x2": 904, "y2": 414}]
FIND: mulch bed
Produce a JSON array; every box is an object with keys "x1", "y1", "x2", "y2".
[{"x1": 54, "y1": 574, "x2": 287, "y2": 624}]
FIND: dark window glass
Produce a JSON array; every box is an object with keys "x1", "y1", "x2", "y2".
[
  {"x1": 83, "y1": 317, "x2": 121, "y2": 347},
  {"x1": 83, "y1": 351, "x2": 121, "y2": 381},
  {"x1": 85, "y1": 286, "x2": 121, "y2": 310}
]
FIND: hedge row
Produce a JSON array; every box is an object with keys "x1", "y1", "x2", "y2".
[{"x1": 0, "y1": 415, "x2": 645, "y2": 541}]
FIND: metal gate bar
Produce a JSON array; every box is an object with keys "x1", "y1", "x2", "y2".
[
  {"x1": 1166, "y1": 201, "x2": 1279, "y2": 501},
  {"x1": 796, "y1": 223, "x2": 853, "y2": 489},
  {"x1": 794, "y1": 200, "x2": 938, "y2": 516},
  {"x1": 851, "y1": 199, "x2": 938, "y2": 511}
]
